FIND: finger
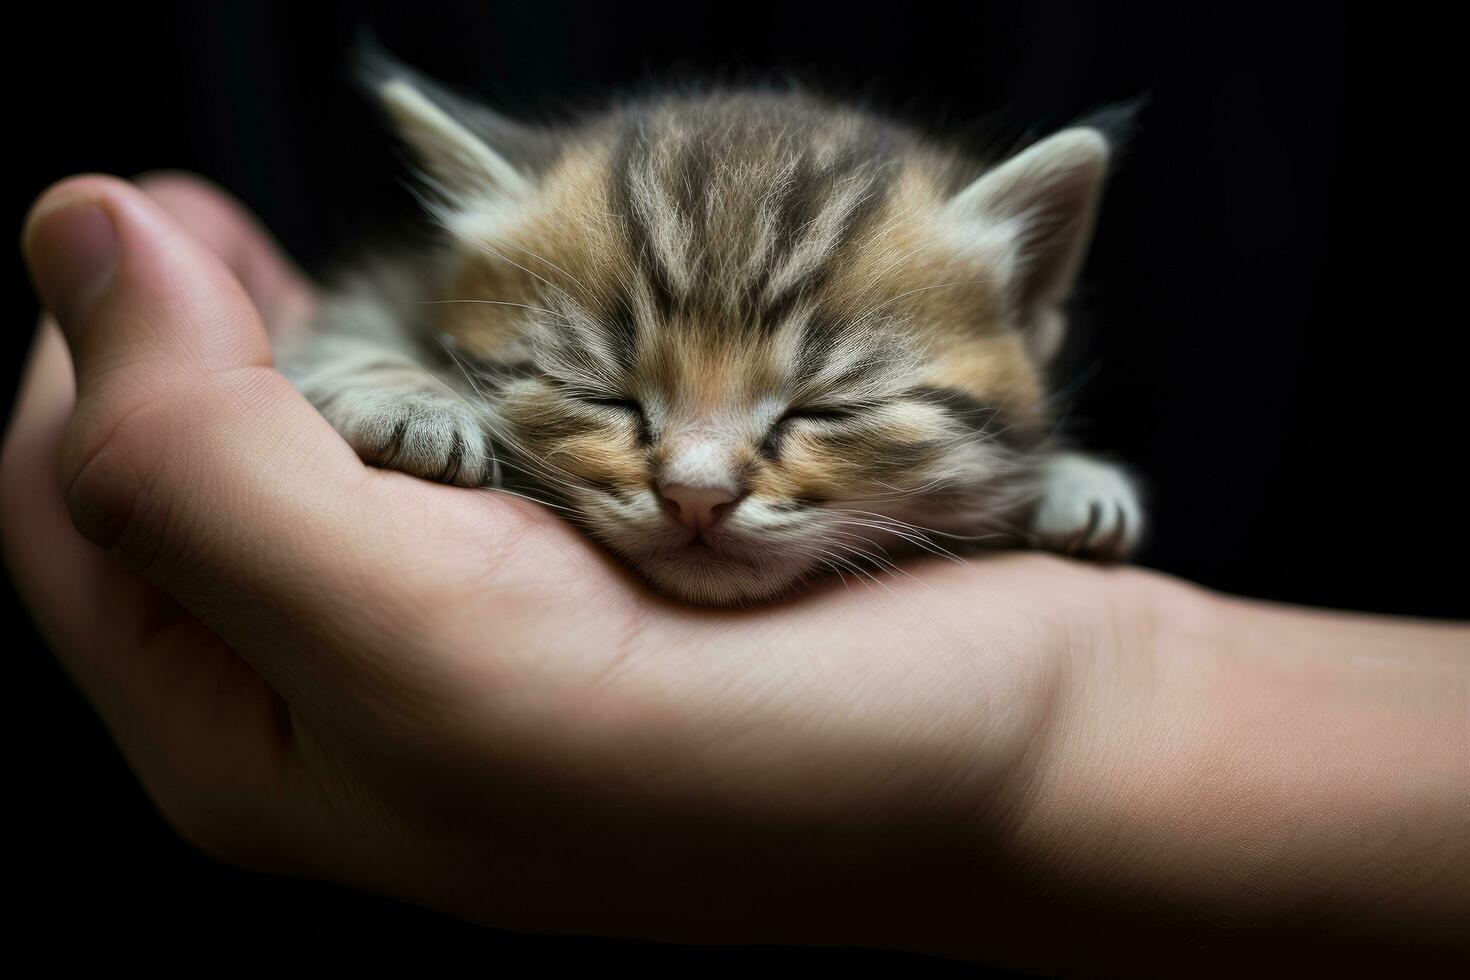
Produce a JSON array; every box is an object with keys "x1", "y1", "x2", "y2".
[
  {"x1": 136, "y1": 171, "x2": 316, "y2": 337},
  {"x1": 19, "y1": 174, "x2": 446, "y2": 703},
  {"x1": 0, "y1": 321, "x2": 300, "y2": 868},
  {"x1": 24, "y1": 173, "x2": 273, "y2": 388}
]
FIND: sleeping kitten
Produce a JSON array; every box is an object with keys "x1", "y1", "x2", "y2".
[{"x1": 281, "y1": 54, "x2": 1144, "y2": 604}]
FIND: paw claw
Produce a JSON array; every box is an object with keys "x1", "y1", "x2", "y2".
[
  {"x1": 1032, "y1": 453, "x2": 1142, "y2": 561},
  {"x1": 317, "y1": 389, "x2": 492, "y2": 487}
]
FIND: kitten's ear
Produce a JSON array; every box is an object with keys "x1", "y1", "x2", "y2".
[
  {"x1": 944, "y1": 127, "x2": 1111, "y2": 353},
  {"x1": 357, "y1": 40, "x2": 531, "y2": 205}
]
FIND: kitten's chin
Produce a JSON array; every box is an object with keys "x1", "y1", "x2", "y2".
[{"x1": 631, "y1": 545, "x2": 811, "y2": 605}]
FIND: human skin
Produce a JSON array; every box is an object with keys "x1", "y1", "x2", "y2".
[{"x1": 4, "y1": 174, "x2": 1467, "y2": 972}]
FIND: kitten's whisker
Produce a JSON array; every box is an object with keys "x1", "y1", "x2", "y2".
[
  {"x1": 427, "y1": 215, "x2": 583, "y2": 310},
  {"x1": 474, "y1": 485, "x2": 582, "y2": 515},
  {"x1": 826, "y1": 507, "x2": 1003, "y2": 547},
  {"x1": 826, "y1": 548, "x2": 902, "y2": 599},
  {"x1": 869, "y1": 475, "x2": 952, "y2": 495},
  {"x1": 828, "y1": 538, "x2": 924, "y2": 587},
  {"x1": 822, "y1": 531, "x2": 923, "y2": 583},
  {"x1": 846, "y1": 476, "x2": 958, "y2": 502},
  {"x1": 827, "y1": 519, "x2": 964, "y2": 564},
  {"x1": 826, "y1": 512, "x2": 976, "y2": 563},
  {"x1": 481, "y1": 455, "x2": 592, "y2": 499},
  {"x1": 825, "y1": 519, "x2": 936, "y2": 557},
  {"x1": 809, "y1": 547, "x2": 885, "y2": 595},
  {"x1": 470, "y1": 225, "x2": 593, "y2": 296},
  {"x1": 418, "y1": 299, "x2": 571, "y2": 320},
  {"x1": 792, "y1": 548, "x2": 854, "y2": 593}
]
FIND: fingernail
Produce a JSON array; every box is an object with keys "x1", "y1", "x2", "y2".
[{"x1": 24, "y1": 194, "x2": 119, "y2": 325}]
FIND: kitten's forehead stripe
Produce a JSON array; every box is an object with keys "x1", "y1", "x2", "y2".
[
  {"x1": 611, "y1": 127, "x2": 682, "y2": 321},
  {"x1": 606, "y1": 98, "x2": 901, "y2": 341}
]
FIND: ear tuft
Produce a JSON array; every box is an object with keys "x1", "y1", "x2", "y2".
[
  {"x1": 944, "y1": 125, "x2": 1113, "y2": 319},
  {"x1": 1071, "y1": 96, "x2": 1145, "y2": 158},
  {"x1": 356, "y1": 38, "x2": 529, "y2": 206}
]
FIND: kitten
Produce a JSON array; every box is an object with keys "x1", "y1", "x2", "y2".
[{"x1": 280, "y1": 54, "x2": 1144, "y2": 604}]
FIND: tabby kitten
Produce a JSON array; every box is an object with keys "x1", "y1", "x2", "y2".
[{"x1": 281, "y1": 54, "x2": 1144, "y2": 604}]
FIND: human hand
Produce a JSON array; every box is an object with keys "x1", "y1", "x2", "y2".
[
  {"x1": 3, "y1": 172, "x2": 1132, "y2": 946},
  {"x1": 7, "y1": 174, "x2": 1466, "y2": 971}
]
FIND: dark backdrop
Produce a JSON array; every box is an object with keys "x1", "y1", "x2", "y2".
[{"x1": 6, "y1": 2, "x2": 1463, "y2": 973}]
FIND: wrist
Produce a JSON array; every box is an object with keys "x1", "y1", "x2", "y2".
[{"x1": 979, "y1": 575, "x2": 1470, "y2": 969}]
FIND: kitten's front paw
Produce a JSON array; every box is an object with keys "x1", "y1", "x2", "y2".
[
  {"x1": 1031, "y1": 452, "x2": 1143, "y2": 561},
  {"x1": 322, "y1": 388, "x2": 494, "y2": 487}
]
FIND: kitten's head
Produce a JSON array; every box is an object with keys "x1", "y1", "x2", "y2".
[{"x1": 371, "y1": 62, "x2": 1114, "y2": 603}]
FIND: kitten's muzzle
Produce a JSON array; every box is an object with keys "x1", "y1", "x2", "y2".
[{"x1": 658, "y1": 483, "x2": 744, "y2": 533}]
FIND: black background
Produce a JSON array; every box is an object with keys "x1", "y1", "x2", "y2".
[{"x1": 6, "y1": 1, "x2": 1464, "y2": 973}]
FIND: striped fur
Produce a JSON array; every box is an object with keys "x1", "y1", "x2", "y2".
[{"x1": 281, "y1": 62, "x2": 1143, "y2": 603}]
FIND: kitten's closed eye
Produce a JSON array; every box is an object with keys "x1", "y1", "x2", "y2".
[
  {"x1": 580, "y1": 396, "x2": 645, "y2": 415},
  {"x1": 574, "y1": 395, "x2": 653, "y2": 448},
  {"x1": 777, "y1": 405, "x2": 864, "y2": 425},
  {"x1": 283, "y1": 49, "x2": 1146, "y2": 604}
]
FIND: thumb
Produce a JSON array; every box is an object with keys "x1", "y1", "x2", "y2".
[
  {"x1": 25, "y1": 175, "x2": 272, "y2": 404},
  {"x1": 23, "y1": 175, "x2": 282, "y2": 550},
  {"x1": 20, "y1": 175, "x2": 414, "y2": 700}
]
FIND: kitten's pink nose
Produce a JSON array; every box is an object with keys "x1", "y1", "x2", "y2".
[{"x1": 659, "y1": 484, "x2": 741, "y2": 532}]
